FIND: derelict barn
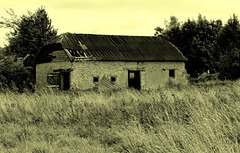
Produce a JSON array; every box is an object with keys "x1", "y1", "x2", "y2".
[{"x1": 35, "y1": 32, "x2": 187, "y2": 90}]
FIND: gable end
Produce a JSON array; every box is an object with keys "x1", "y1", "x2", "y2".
[{"x1": 36, "y1": 43, "x2": 71, "y2": 64}]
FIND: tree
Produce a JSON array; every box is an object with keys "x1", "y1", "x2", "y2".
[
  {"x1": 1, "y1": 6, "x2": 57, "y2": 58},
  {"x1": 216, "y1": 14, "x2": 240, "y2": 80},
  {"x1": 155, "y1": 16, "x2": 182, "y2": 47},
  {"x1": 0, "y1": 53, "x2": 33, "y2": 92},
  {"x1": 185, "y1": 15, "x2": 222, "y2": 77}
]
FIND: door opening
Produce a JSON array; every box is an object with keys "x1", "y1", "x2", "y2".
[
  {"x1": 128, "y1": 70, "x2": 141, "y2": 90},
  {"x1": 60, "y1": 72, "x2": 70, "y2": 90}
]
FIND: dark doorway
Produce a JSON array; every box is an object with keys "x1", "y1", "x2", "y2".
[
  {"x1": 60, "y1": 72, "x2": 70, "y2": 90},
  {"x1": 128, "y1": 70, "x2": 141, "y2": 90}
]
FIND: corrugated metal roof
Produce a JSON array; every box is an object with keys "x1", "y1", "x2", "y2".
[{"x1": 44, "y1": 32, "x2": 187, "y2": 61}]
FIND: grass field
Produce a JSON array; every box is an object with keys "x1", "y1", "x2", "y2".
[{"x1": 0, "y1": 80, "x2": 240, "y2": 152}]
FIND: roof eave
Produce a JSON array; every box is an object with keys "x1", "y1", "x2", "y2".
[{"x1": 73, "y1": 59, "x2": 187, "y2": 62}]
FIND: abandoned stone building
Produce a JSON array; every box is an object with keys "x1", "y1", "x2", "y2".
[{"x1": 35, "y1": 32, "x2": 187, "y2": 90}]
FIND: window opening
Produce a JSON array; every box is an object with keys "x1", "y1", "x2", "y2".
[
  {"x1": 47, "y1": 73, "x2": 60, "y2": 86},
  {"x1": 169, "y1": 69, "x2": 175, "y2": 78},
  {"x1": 111, "y1": 76, "x2": 116, "y2": 82},
  {"x1": 93, "y1": 77, "x2": 99, "y2": 83},
  {"x1": 129, "y1": 72, "x2": 135, "y2": 79}
]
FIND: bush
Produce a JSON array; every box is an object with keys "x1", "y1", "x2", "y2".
[{"x1": 0, "y1": 55, "x2": 34, "y2": 92}]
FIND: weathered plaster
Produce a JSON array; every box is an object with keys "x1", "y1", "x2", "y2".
[
  {"x1": 36, "y1": 60, "x2": 187, "y2": 90},
  {"x1": 36, "y1": 62, "x2": 72, "y2": 89},
  {"x1": 70, "y1": 61, "x2": 186, "y2": 90}
]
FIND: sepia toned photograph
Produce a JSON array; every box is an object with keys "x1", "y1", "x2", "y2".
[{"x1": 0, "y1": 0, "x2": 240, "y2": 152}]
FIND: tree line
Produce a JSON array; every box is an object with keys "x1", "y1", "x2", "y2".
[
  {"x1": 0, "y1": 7, "x2": 239, "y2": 91},
  {"x1": 155, "y1": 14, "x2": 240, "y2": 80}
]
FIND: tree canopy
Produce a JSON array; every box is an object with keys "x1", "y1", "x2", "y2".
[
  {"x1": 0, "y1": 7, "x2": 57, "y2": 58},
  {"x1": 155, "y1": 14, "x2": 239, "y2": 80},
  {"x1": 216, "y1": 14, "x2": 240, "y2": 80}
]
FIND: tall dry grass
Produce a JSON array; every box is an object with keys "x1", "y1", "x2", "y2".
[{"x1": 0, "y1": 80, "x2": 239, "y2": 152}]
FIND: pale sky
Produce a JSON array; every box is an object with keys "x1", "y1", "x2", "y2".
[{"x1": 0, "y1": 0, "x2": 240, "y2": 47}]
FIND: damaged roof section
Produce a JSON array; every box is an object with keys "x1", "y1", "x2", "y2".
[{"x1": 36, "y1": 32, "x2": 187, "y2": 63}]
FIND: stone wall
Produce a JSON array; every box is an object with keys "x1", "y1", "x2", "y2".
[
  {"x1": 36, "y1": 60, "x2": 187, "y2": 90},
  {"x1": 70, "y1": 61, "x2": 187, "y2": 90},
  {"x1": 36, "y1": 62, "x2": 72, "y2": 89}
]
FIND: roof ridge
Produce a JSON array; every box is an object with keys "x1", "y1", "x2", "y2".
[{"x1": 62, "y1": 32, "x2": 157, "y2": 38}]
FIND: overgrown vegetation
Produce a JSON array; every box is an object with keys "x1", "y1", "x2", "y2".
[
  {"x1": 0, "y1": 7, "x2": 57, "y2": 91},
  {"x1": 0, "y1": 80, "x2": 239, "y2": 152}
]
